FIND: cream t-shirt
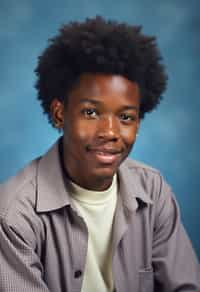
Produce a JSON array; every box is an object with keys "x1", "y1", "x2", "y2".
[{"x1": 70, "y1": 175, "x2": 118, "y2": 292}]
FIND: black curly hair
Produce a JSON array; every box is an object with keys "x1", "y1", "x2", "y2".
[{"x1": 35, "y1": 16, "x2": 167, "y2": 126}]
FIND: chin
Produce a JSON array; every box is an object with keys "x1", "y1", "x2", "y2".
[{"x1": 93, "y1": 166, "x2": 117, "y2": 179}]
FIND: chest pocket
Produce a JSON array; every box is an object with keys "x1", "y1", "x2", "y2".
[{"x1": 139, "y1": 269, "x2": 154, "y2": 292}]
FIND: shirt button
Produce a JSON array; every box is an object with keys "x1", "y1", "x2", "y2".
[{"x1": 74, "y1": 270, "x2": 82, "y2": 278}]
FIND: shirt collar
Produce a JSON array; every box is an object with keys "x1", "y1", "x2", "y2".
[
  {"x1": 36, "y1": 139, "x2": 71, "y2": 212},
  {"x1": 36, "y1": 139, "x2": 153, "y2": 213},
  {"x1": 118, "y1": 159, "x2": 153, "y2": 212}
]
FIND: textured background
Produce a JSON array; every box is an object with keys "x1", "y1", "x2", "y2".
[{"x1": 0, "y1": 0, "x2": 199, "y2": 258}]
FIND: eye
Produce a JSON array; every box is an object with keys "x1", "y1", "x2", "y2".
[
  {"x1": 119, "y1": 113, "x2": 136, "y2": 123},
  {"x1": 82, "y1": 108, "x2": 98, "y2": 118}
]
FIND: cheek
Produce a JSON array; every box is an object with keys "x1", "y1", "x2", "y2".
[
  {"x1": 76, "y1": 128, "x2": 91, "y2": 141},
  {"x1": 121, "y1": 127, "x2": 137, "y2": 146},
  {"x1": 66, "y1": 120, "x2": 97, "y2": 143}
]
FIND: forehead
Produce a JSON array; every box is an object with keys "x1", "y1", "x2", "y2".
[{"x1": 67, "y1": 73, "x2": 140, "y2": 106}]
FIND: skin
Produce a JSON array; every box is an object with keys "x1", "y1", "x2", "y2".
[{"x1": 51, "y1": 73, "x2": 141, "y2": 191}]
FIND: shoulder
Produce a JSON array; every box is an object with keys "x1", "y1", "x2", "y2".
[
  {"x1": 123, "y1": 157, "x2": 164, "y2": 190},
  {"x1": 125, "y1": 157, "x2": 160, "y2": 174},
  {"x1": 0, "y1": 158, "x2": 42, "y2": 246},
  {"x1": 122, "y1": 158, "x2": 180, "y2": 228},
  {"x1": 0, "y1": 159, "x2": 39, "y2": 217},
  {"x1": 122, "y1": 158, "x2": 174, "y2": 204}
]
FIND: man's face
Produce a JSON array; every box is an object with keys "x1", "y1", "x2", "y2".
[{"x1": 54, "y1": 73, "x2": 140, "y2": 191}]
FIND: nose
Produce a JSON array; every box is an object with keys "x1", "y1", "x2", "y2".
[{"x1": 97, "y1": 114, "x2": 120, "y2": 141}]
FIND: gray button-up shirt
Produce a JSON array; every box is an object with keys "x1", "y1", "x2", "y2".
[{"x1": 0, "y1": 140, "x2": 199, "y2": 291}]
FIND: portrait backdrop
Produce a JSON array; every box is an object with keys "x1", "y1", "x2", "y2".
[{"x1": 0, "y1": 0, "x2": 199, "y2": 258}]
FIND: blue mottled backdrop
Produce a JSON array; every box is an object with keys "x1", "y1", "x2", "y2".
[{"x1": 0, "y1": 0, "x2": 199, "y2": 258}]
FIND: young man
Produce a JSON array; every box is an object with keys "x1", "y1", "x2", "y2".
[{"x1": 0, "y1": 16, "x2": 199, "y2": 292}]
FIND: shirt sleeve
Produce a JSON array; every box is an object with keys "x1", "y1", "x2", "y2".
[
  {"x1": 152, "y1": 175, "x2": 200, "y2": 291},
  {"x1": 0, "y1": 217, "x2": 50, "y2": 292}
]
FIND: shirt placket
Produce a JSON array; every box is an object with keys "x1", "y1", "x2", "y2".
[{"x1": 68, "y1": 206, "x2": 88, "y2": 292}]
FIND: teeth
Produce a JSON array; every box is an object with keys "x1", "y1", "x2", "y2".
[{"x1": 97, "y1": 152, "x2": 115, "y2": 156}]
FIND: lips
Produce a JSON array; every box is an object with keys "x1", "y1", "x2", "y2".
[{"x1": 87, "y1": 147, "x2": 122, "y2": 164}]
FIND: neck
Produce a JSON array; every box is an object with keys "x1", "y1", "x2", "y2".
[{"x1": 66, "y1": 170, "x2": 114, "y2": 191}]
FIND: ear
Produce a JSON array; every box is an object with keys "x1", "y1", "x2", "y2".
[{"x1": 50, "y1": 98, "x2": 64, "y2": 129}]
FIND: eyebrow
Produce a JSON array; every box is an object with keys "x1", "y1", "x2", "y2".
[
  {"x1": 79, "y1": 98, "x2": 101, "y2": 106},
  {"x1": 79, "y1": 98, "x2": 139, "y2": 111}
]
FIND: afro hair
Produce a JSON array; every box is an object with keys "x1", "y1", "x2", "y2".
[{"x1": 35, "y1": 16, "x2": 167, "y2": 126}]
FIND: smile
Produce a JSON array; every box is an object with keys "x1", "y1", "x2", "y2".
[{"x1": 89, "y1": 149, "x2": 122, "y2": 164}]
